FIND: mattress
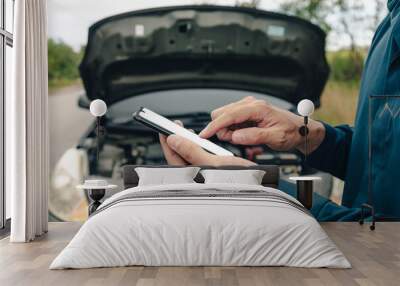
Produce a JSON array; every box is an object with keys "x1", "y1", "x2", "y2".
[{"x1": 50, "y1": 183, "x2": 351, "y2": 269}]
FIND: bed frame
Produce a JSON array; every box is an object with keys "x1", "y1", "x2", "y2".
[{"x1": 123, "y1": 165, "x2": 280, "y2": 189}]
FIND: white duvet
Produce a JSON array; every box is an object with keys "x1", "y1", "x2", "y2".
[{"x1": 50, "y1": 183, "x2": 350, "y2": 269}]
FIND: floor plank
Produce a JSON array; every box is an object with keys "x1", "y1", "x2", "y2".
[{"x1": 0, "y1": 222, "x2": 399, "y2": 286}]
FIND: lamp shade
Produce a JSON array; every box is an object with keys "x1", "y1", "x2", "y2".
[
  {"x1": 297, "y1": 99, "x2": 314, "y2": 117},
  {"x1": 90, "y1": 99, "x2": 107, "y2": 117}
]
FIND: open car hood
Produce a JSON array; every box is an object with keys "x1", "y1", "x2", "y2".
[{"x1": 80, "y1": 5, "x2": 330, "y2": 107}]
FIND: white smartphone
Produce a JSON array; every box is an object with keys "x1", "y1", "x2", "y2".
[{"x1": 133, "y1": 107, "x2": 234, "y2": 156}]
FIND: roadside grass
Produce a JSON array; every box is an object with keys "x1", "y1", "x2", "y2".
[{"x1": 314, "y1": 80, "x2": 360, "y2": 126}]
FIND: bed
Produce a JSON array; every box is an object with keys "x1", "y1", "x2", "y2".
[{"x1": 50, "y1": 165, "x2": 350, "y2": 269}]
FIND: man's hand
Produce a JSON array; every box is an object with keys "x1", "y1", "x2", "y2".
[
  {"x1": 199, "y1": 96, "x2": 325, "y2": 154},
  {"x1": 159, "y1": 121, "x2": 254, "y2": 166}
]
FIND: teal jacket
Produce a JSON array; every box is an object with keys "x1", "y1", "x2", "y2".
[{"x1": 306, "y1": 0, "x2": 400, "y2": 220}]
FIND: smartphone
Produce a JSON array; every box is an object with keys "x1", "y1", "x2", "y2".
[{"x1": 133, "y1": 107, "x2": 234, "y2": 156}]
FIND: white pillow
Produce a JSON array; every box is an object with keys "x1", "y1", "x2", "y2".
[
  {"x1": 135, "y1": 167, "x2": 200, "y2": 186},
  {"x1": 200, "y1": 169, "x2": 266, "y2": 185}
]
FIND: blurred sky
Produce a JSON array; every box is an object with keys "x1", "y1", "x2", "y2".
[{"x1": 48, "y1": 0, "x2": 386, "y2": 51}]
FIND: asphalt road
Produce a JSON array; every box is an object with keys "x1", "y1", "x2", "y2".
[{"x1": 49, "y1": 83, "x2": 92, "y2": 170}]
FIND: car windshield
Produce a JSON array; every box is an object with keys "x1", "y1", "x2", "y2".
[{"x1": 107, "y1": 88, "x2": 293, "y2": 122}]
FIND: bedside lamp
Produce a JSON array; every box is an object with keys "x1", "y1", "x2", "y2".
[
  {"x1": 77, "y1": 99, "x2": 117, "y2": 216},
  {"x1": 289, "y1": 99, "x2": 319, "y2": 210},
  {"x1": 297, "y1": 99, "x2": 314, "y2": 164},
  {"x1": 90, "y1": 99, "x2": 107, "y2": 162}
]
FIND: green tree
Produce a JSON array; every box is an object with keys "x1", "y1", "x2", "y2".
[
  {"x1": 235, "y1": 0, "x2": 260, "y2": 8},
  {"x1": 48, "y1": 38, "x2": 82, "y2": 86},
  {"x1": 280, "y1": 0, "x2": 332, "y2": 32},
  {"x1": 280, "y1": 0, "x2": 369, "y2": 82},
  {"x1": 328, "y1": 50, "x2": 365, "y2": 82}
]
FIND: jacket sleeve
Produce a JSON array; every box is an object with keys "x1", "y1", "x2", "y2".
[{"x1": 307, "y1": 123, "x2": 353, "y2": 180}]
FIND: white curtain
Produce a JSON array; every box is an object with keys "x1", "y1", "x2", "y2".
[{"x1": 7, "y1": 0, "x2": 49, "y2": 242}]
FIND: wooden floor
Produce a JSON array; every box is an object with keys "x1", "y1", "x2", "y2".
[{"x1": 0, "y1": 222, "x2": 399, "y2": 286}]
